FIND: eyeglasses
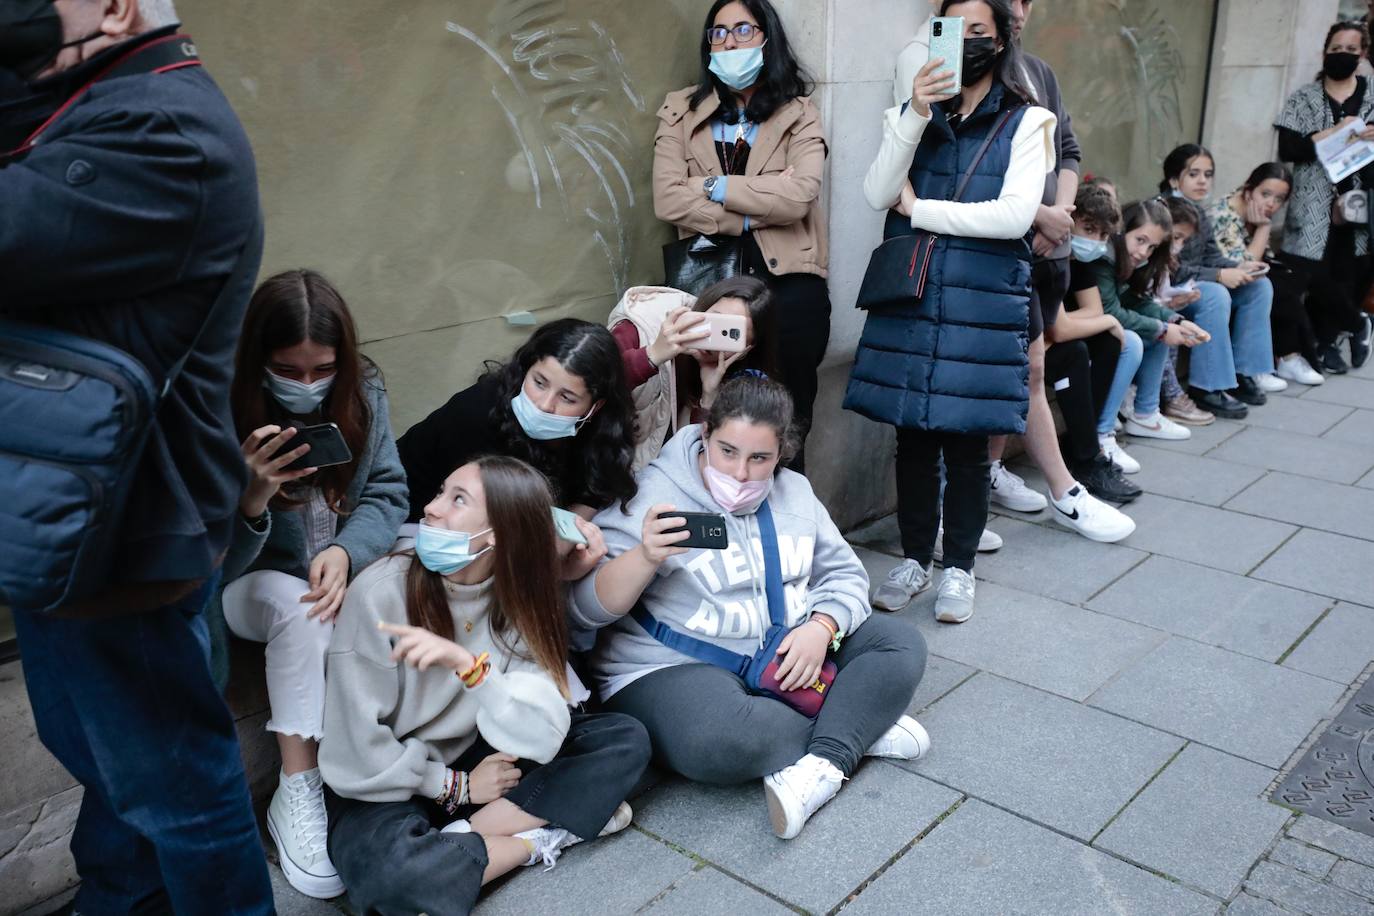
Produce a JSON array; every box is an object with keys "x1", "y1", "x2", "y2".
[{"x1": 707, "y1": 23, "x2": 765, "y2": 46}]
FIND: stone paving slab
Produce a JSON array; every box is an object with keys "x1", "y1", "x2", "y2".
[
  {"x1": 1283, "y1": 604, "x2": 1374, "y2": 685},
  {"x1": 963, "y1": 515, "x2": 1147, "y2": 605},
  {"x1": 1272, "y1": 837, "x2": 1340, "y2": 878},
  {"x1": 1118, "y1": 417, "x2": 1244, "y2": 456},
  {"x1": 632, "y1": 763, "x2": 959, "y2": 914},
  {"x1": 908, "y1": 580, "x2": 1165, "y2": 701},
  {"x1": 271, "y1": 866, "x2": 343, "y2": 916},
  {"x1": 1095, "y1": 743, "x2": 1288, "y2": 899},
  {"x1": 1089, "y1": 638, "x2": 1345, "y2": 768},
  {"x1": 907, "y1": 653, "x2": 977, "y2": 714},
  {"x1": 1125, "y1": 443, "x2": 1269, "y2": 506},
  {"x1": 1237, "y1": 395, "x2": 1353, "y2": 437},
  {"x1": 1086, "y1": 555, "x2": 1330, "y2": 662},
  {"x1": 1325, "y1": 409, "x2": 1374, "y2": 449},
  {"x1": 1208, "y1": 426, "x2": 1374, "y2": 485},
  {"x1": 476, "y1": 828, "x2": 695, "y2": 915},
  {"x1": 1227, "y1": 472, "x2": 1374, "y2": 542},
  {"x1": 1226, "y1": 893, "x2": 1293, "y2": 915},
  {"x1": 904, "y1": 673, "x2": 1183, "y2": 840},
  {"x1": 1361, "y1": 468, "x2": 1374, "y2": 490},
  {"x1": 1290, "y1": 815, "x2": 1374, "y2": 868},
  {"x1": 840, "y1": 800, "x2": 1215, "y2": 916},
  {"x1": 1242, "y1": 860, "x2": 1374, "y2": 916},
  {"x1": 638, "y1": 867, "x2": 796, "y2": 915},
  {"x1": 1106, "y1": 493, "x2": 1296, "y2": 575},
  {"x1": 1333, "y1": 860, "x2": 1374, "y2": 899},
  {"x1": 1301, "y1": 375, "x2": 1374, "y2": 410},
  {"x1": 1253, "y1": 529, "x2": 1374, "y2": 606}
]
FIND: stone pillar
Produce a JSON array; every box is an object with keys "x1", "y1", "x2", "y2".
[{"x1": 1203, "y1": 0, "x2": 1340, "y2": 195}]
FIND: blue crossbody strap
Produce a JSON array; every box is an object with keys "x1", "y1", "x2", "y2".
[{"x1": 756, "y1": 500, "x2": 787, "y2": 628}]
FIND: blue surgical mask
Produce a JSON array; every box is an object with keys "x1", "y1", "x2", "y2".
[
  {"x1": 511, "y1": 390, "x2": 591, "y2": 441},
  {"x1": 1070, "y1": 235, "x2": 1109, "y2": 263},
  {"x1": 263, "y1": 369, "x2": 334, "y2": 414},
  {"x1": 1168, "y1": 189, "x2": 1184, "y2": 198},
  {"x1": 709, "y1": 45, "x2": 766, "y2": 92},
  {"x1": 415, "y1": 523, "x2": 492, "y2": 575}
]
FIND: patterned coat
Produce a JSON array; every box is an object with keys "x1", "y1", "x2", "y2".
[{"x1": 1274, "y1": 79, "x2": 1374, "y2": 261}]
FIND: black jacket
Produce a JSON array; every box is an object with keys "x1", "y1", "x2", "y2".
[{"x1": 0, "y1": 27, "x2": 262, "y2": 588}]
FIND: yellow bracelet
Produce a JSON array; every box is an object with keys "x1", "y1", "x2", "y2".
[{"x1": 458, "y1": 652, "x2": 490, "y2": 686}]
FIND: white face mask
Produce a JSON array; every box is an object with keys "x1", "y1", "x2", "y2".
[{"x1": 264, "y1": 369, "x2": 334, "y2": 414}]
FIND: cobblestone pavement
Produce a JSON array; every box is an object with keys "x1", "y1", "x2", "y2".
[{"x1": 57, "y1": 364, "x2": 1374, "y2": 916}]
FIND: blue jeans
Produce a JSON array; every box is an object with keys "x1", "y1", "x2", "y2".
[
  {"x1": 1225, "y1": 276, "x2": 1275, "y2": 376},
  {"x1": 1178, "y1": 282, "x2": 1236, "y2": 392},
  {"x1": 13, "y1": 575, "x2": 273, "y2": 916},
  {"x1": 1098, "y1": 330, "x2": 1144, "y2": 435},
  {"x1": 1132, "y1": 332, "x2": 1172, "y2": 417}
]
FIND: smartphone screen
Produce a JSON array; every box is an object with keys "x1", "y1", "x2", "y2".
[
  {"x1": 278, "y1": 422, "x2": 352, "y2": 472},
  {"x1": 928, "y1": 17, "x2": 965, "y2": 95},
  {"x1": 659, "y1": 511, "x2": 729, "y2": 550},
  {"x1": 695, "y1": 313, "x2": 748, "y2": 353},
  {"x1": 551, "y1": 507, "x2": 588, "y2": 545}
]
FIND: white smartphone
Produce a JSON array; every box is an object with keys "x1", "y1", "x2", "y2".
[
  {"x1": 695, "y1": 313, "x2": 748, "y2": 353},
  {"x1": 928, "y1": 17, "x2": 965, "y2": 95}
]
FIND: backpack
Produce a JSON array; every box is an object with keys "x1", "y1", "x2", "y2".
[{"x1": 0, "y1": 225, "x2": 262, "y2": 614}]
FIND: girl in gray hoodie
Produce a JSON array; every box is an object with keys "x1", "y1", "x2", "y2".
[{"x1": 572, "y1": 377, "x2": 930, "y2": 840}]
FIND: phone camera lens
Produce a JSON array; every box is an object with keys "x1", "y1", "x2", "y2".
[{"x1": 932, "y1": 21, "x2": 942, "y2": 35}]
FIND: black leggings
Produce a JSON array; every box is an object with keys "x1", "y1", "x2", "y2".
[
  {"x1": 1044, "y1": 339, "x2": 1099, "y2": 466},
  {"x1": 1278, "y1": 239, "x2": 1368, "y2": 348},
  {"x1": 895, "y1": 428, "x2": 990, "y2": 572},
  {"x1": 603, "y1": 615, "x2": 926, "y2": 782},
  {"x1": 1082, "y1": 331, "x2": 1124, "y2": 421},
  {"x1": 325, "y1": 713, "x2": 650, "y2": 916},
  {"x1": 764, "y1": 271, "x2": 832, "y2": 473}
]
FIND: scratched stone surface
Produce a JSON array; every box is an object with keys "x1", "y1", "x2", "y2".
[{"x1": 1275, "y1": 677, "x2": 1374, "y2": 838}]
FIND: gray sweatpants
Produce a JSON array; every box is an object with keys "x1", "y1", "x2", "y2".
[{"x1": 603, "y1": 615, "x2": 927, "y2": 782}]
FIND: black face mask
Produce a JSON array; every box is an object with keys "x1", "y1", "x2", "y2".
[
  {"x1": 1325, "y1": 51, "x2": 1361, "y2": 81},
  {"x1": 0, "y1": 0, "x2": 101, "y2": 82},
  {"x1": 961, "y1": 37, "x2": 1000, "y2": 87}
]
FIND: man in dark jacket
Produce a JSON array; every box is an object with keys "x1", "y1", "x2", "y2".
[{"x1": 0, "y1": 1, "x2": 273, "y2": 912}]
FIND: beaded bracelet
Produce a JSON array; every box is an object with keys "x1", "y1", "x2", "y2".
[
  {"x1": 459, "y1": 652, "x2": 491, "y2": 689},
  {"x1": 435, "y1": 768, "x2": 469, "y2": 815}
]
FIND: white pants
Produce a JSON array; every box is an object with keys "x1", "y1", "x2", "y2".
[{"x1": 223, "y1": 569, "x2": 333, "y2": 741}]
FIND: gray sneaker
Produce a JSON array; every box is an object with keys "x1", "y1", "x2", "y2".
[
  {"x1": 872, "y1": 558, "x2": 932, "y2": 611},
  {"x1": 934, "y1": 568, "x2": 976, "y2": 623}
]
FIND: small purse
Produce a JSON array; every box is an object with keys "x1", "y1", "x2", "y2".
[
  {"x1": 855, "y1": 105, "x2": 1022, "y2": 311},
  {"x1": 630, "y1": 501, "x2": 837, "y2": 717},
  {"x1": 1333, "y1": 189, "x2": 1369, "y2": 226},
  {"x1": 662, "y1": 233, "x2": 745, "y2": 296}
]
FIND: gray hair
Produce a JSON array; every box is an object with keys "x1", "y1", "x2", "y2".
[{"x1": 138, "y1": 0, "x2": 179, "y2": 28}]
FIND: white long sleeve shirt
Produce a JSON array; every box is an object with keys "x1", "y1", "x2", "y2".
[{"x1": 862, "y1": 102, "x2": 1056, "y2": 240}]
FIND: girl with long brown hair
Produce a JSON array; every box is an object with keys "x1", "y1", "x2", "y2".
[
  {"x1": 211, "y1": 270, "x2": 409, "y2": 899},
  {"x1": 319, "y1": 457, "x2": 650, "y2": 913}
]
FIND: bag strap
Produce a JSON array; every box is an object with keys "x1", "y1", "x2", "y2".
[
  {"x1": 756, "y1": 500, "x2": 787, "y2": 628},
  {"x1": 629, "y1": 604, "x2": 753, "y2": 677},
  {"x1": 952, "y1": 106, "x2": 1023, "y2": 203},
  {"x1": 159, "y1": 219, "x2": 264, "y2": 401}
]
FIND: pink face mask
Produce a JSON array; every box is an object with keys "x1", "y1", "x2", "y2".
[{"x1": 703, "y1": 459, "x2": 773, "y2": 514}]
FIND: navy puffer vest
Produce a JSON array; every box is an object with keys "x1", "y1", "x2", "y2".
[{"x1": 845, "y1": 83, "x2": 1032, "y2": 435}]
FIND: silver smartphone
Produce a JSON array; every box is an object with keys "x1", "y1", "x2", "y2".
[{"x1": 928, "y1": 16, "x2": 965, "y2": 94}]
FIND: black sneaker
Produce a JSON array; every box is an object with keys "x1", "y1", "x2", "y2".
[
  {"x1": 1073, "y1": 454, "x2": 1143, "y2": 504},
  {"x1": 1231, "y1": 375, "x2": 1267, "y2": 406},
  {"x1": 1352, "y1": 314, "x2": 1372, "y2": 369},
  {"x1": 1189, "y1": 387, "x2": 1249, "y2": 419},
  {"x1": 1320, "y1": 342, "x2": 1350, "y2": 375}
]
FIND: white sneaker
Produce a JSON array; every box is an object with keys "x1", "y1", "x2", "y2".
[
  {"x1": 1123, "y1": 410, "x2": 1191, "y2": 441},
  {"x1": 1276, "y1": 354, "x2": 1324, "y2": 386},
  {"x1": 515, "y1": 825, "x2": 580, "y2": 870},
  {"x1": 934, "y1": 568, "x2": 976, "y2": 623},
  {"x1": 1255, "y1": 372, "x2": 1288, "y2": 393},
  {"x1": 866, "y1": 715, "x2": 932, "y2": 761},
  {"x1": 763, "y1": 754, "x2": 845, "y2": 840},
  {"x1": 989, "y1": 461, "x2": 1049, "y2": 512},
  {"x1": 598, "y1": 801, "x2": 633, "y2": 837},
  {"x1": 266, "y1": 769, "x2": 344, "y2": 899},
  {"x1": 1117, "y1": 385, "x2": 1137, "y2": 424},
  {"x1": 1050, "y1": 484, "x2": 1136, "y2": 543},
  {"x1": 871, "y1": 558, "x2": 932, "y2": 611},
  {"x1": 1098, "y1": 434, "x2": 1140, "y2": 474},
  {"x1": 932, "y1": 526, "x2": 1003, "y2": 565}
]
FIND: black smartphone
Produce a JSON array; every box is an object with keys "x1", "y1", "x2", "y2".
[
  {"x1": 659, "y1": 511, "x2": 729, "y2": 549},
  {"x1": 278, "y1": 422, "x2": 352, "y2": 472}
]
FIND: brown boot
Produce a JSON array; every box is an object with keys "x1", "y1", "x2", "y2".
[{"x1": 1162, "y1": 392, "x2": 1215, "y2": 426}]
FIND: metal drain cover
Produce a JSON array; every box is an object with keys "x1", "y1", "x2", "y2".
[{"x1": 1274, "y1": 677, "x2": 1374, "y2": 837}]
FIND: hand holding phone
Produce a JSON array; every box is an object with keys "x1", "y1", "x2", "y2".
[
  {"x1": 639, "y1": 504, "x2": 694, "y2": 565},
  {"x1": 552, "y1": 507, "x2": 588, "y2": 545},
  {"x1": 277, "y1": 422, "x2": 352, "y2": 473},
  {"x1": 658, "y1": 511, "x2": 729, "y2": 549},
  {"x1": 694, "y1": 313, "x2": 749, "y2": 353},
  {"x1": 239, "y1": 424, "x2": 318, "y2": 518}
]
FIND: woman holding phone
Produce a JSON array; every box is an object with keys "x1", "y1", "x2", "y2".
[
  {"x1": 609, "y1": 276, "x2": 780, "y2": 469},
  {"x1": 1274, "y1": 21, "x2": 1374, "y2": 374},
  {"x1": 653, "y1": 0, "x2": 830, "y2": 468},
  {"x1": 212, "y1": 270, "x2": 409, "y2": 898},
  {"x1": 320, "y1": 456, "x2": 650, "y2": 912},
  {"x1": 571, "y1": 377, "x2": 928, "y2": 841}
]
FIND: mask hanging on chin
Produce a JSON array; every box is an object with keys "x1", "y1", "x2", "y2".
[{"x1": 960, "y1": 37, "x2": 1000, "y2": 87}]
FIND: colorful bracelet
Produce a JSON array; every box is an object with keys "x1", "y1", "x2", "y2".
[
  {"x1": 459, "y1": 652, "x2": 491, "y2": 689},
  {"x1": 435, "y1": 768, "x2": 469, "y2": 815}
]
